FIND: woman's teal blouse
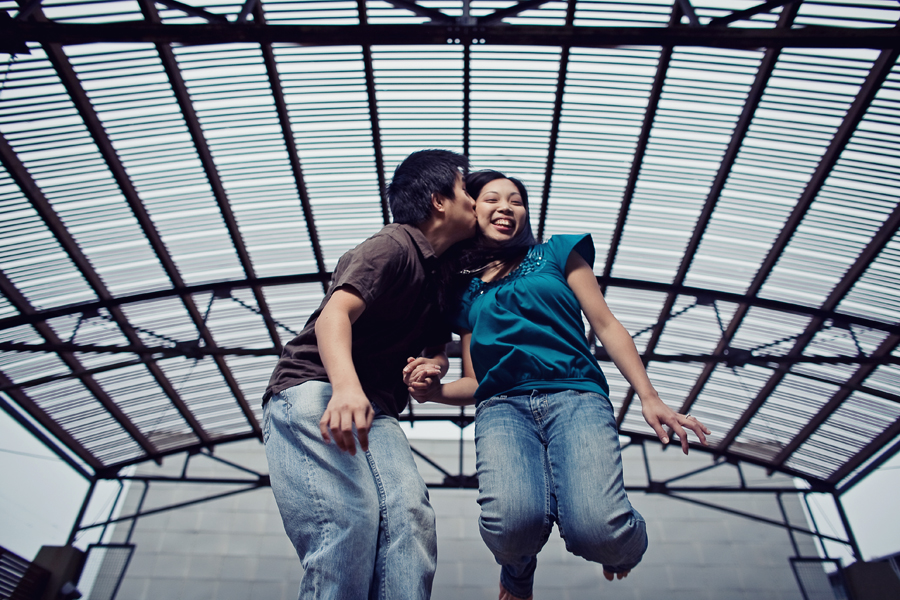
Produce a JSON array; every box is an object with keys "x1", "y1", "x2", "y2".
[{"x1": 454, "y1": 234, "x2": 610, "y2": 402}]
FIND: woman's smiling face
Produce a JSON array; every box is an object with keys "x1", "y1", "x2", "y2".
[{"x1": 475, "y1": 177, "x2": 528, "y2": 247}]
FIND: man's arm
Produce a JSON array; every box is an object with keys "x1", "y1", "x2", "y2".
[
  {"x1": 315, "y1": 288, "x2": 373, "y2": 455},
  {"x1": 565, "y1": 252, "x2": 710, "y2": 453}
]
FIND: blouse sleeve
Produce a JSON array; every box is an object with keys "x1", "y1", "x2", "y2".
[{"x1": 548, "y1": 233, "x2": 595, "y2": 270}]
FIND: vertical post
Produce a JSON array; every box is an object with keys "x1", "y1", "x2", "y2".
[
  {"x1": 832, "y1": 491, "x2": 862, "y2": 562},
  {"x1": 67, "y1": 478, "x2": 97, "y2": 546},
  {"x1": 98, "y1": 480, "x2": 125, "y2": 544},
  {"x1": 125, "y1": 481, "x2": 150, "y2": 545},
  {"x1": 802, "y1": 493, "x2": 831, "y2": 559},
  {"x1": 776, "y1": 492, "x2": 801, "y2": 557}
]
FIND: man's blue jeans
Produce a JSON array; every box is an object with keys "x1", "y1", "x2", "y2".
[
  {"x1": 264, "y1": 381, "x2": 437, "y2": 600},
  {"x1": 474, "y1": 390, "x2": 647, "y2": 598}
]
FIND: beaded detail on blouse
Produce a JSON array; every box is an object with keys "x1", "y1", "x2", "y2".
[{"x1": 467, "y1": 244, "x2": 546, "y2": 295}]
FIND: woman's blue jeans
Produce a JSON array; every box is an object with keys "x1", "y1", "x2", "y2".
[
  {"x1": 474, "y1": 390, "x2": 647, "y2": 598},
  {"x1": 264, "y1": 381, "x2": 437, "y2": 600}
]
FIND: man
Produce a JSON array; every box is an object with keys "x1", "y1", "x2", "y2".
[{"x1": 263, "y1": 149, "x2": 476, "y2": 599}]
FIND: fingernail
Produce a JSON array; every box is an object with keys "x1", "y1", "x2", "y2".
[{"x1": 662, "y1": 437, "x2": 669, "y2": 443}]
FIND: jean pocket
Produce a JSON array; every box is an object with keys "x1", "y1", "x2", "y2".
[{"x1": 475, "y1": 395, "x2": 504, "y2": 417}]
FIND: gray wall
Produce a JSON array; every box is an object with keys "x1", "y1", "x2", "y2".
[{"x1": 106, "y1": 435, "x2": 816, "y2": 600}]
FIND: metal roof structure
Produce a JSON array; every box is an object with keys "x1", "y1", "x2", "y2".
[{"x1": 1, "y1": 0, "x2": 898, "y2": 504}]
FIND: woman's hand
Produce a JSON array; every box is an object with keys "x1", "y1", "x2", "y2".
[
  {"x1": 403, "y1": 357, "x2": 445, "y2": 403},
  {"x1": 640, "y1": 394, "x2": 710, "y2": 454}
]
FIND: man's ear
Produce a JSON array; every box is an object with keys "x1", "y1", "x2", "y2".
[{"x1": 431, "y1": 192, "x2": 446, "y2": 214}]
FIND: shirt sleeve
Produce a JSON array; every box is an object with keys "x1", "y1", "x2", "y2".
[
  {"x1": 548, "y1": 234, "x2": 595, "y2": 271},
  {"x1": 329, "y1": 234, "x2": 407, "y2": 308}
]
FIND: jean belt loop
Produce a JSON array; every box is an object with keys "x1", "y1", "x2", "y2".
[{"x1": 530, "y1": 389, "x2": 539, "y2": 400}]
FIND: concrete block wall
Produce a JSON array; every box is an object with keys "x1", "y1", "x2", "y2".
[{"x1": 105, "y1": 436, "x2": 816, "y2": 599}]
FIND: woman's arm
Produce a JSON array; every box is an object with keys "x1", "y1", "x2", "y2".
[
  {"x1": 403, "y1": 331, "x2": 478, "y2": 406},
  {"x1": 565, "y1": 252, "x2": 710, "y2": 453}
]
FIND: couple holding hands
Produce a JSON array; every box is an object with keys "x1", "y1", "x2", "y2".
[{"x1": 262, "y1": 149, "x2": 710, "y2": 600}]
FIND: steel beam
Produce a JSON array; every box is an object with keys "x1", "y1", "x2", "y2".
[
  {"x1": 717, "y1": 47, "x2": 900, "y2": 452},
  {"x1": 675, "y1": 3, "x2": 798, "y2": 417},
  {"x1": 358, "y1": 0, "x2": 390, "y2": 225},
  {"x1": 3, "y1": 274, "x2": 897, "y2": 337},
  {"x1": 40, "y1": 40, "x2": 213, "y2": 446},
  {"x1": 8, "y1": 22, "x2": 900, "y2": 49},
  {"x1": 536, "y1": 0, "x2": 575, "y2": 242},
  {"x1": 609, "y1": 3, "x2": 680, "y2": 425},
  {"x1": 255, "y1": 3, "x2": 327, "y2": 291}
]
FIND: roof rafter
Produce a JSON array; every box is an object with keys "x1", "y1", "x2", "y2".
[
  {"x1": 715, "y1": 45, "x2": 900, "y2": 453},
  {"x1": 136, "y1": 3, "x2": 282, "y2": 351},
  {"x1": 671, "y1": 3, "x2": 799, "y2": 418},
  {"x1": 0, "y1": 134, "x2": 161, "y2": 461},
  {"x1": 536, "y1": 0, "x2": 575, "y2": 242},
  {"x1": 39, "y1": 40, "x2": 215, "y2": 448},
  {"x1": 254, "y1": 2, "x2": 327, "y2": 290},
  {"x1": 358, "y1": 0, "x2": 390, "y2": 225}
]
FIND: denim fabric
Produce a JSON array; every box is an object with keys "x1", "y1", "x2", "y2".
[
  {"x1": 474, "y1": 390, "x2": 647, "y2": 598},
  {"x1": 264, "y1": 381, "x2": 437, "y2": 600}
]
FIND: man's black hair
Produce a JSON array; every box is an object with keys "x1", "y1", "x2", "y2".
[{"x1": 387, "y1": 149, "x2": 470, "y2": 225}]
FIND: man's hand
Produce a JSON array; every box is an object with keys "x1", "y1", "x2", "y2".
[
  {"x1": 319, "y1": 390, "x2": 374, "y2": 455},
  {"x1": 640, "y1": 395, "x2": 710, "y2": 454}
]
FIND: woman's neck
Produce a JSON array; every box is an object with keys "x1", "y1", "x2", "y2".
[{"x1": 480, "y1": 252, "x2": 526, "y2": 283}]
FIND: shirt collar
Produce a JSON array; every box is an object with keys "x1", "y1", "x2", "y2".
[{"x1": 398, "y1": 223, "x2": 437, "y2": 261}]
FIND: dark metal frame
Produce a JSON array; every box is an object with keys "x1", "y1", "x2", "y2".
[{"x1": 3, "y1": 0, "x2": 898, "y2": 581}]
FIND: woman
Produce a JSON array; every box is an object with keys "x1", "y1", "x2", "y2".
[{"x1": 404, "y1": 170, "x2": 710, "y2": 600}]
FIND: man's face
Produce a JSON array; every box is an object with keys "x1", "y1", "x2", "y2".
[{"x1": 442, "y1": 174, "x2": 477, "y2": 239}]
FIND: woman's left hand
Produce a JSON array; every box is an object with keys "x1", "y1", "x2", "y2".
[{"x1": 640, "y1": 395, "x2": 710, "y2": 454}]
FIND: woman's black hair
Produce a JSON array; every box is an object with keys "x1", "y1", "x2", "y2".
[{"x1": 437, "y1": 169, "x2": 537, "y2": 315}]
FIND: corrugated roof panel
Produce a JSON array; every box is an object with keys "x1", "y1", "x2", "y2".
[
  {"x1": 374, "y1": 46, "x2": 464, "y2": 178},
  {"x1": 789, "y1": 325, "x2": 889, "y2": 385},
  {"x1": 655, "y1": 297, "x2": 736, "y2": 356},
  {"x1": 274, "y1": 45, "x2": 383, "y2": 269},
  {"x1": 688, "y1": 0, "x2": 781, "y2": 27},
  {"x1": 786, "y1": 391, "x2": 900, "y2": 480},
  {"x1": 40, "y1": 0, "x2": 144, "y2": 23},
  {"x1": 689, "y1": 49, "x2": 878, "y2": 297},
  {"x1": 497, "y1": 0, "x2": 567, "y2": 26},
  {"x1": 732, "y1": 374, "x2": 841, "y2": 463},
  {"x1": 838, "y1": 234, "x2": 900, "y2": 325},
  {"x1": 265, "y1": 0, "x2": 360, "y2": 25},
  {"x1": 92, "y1": 363, "x2": 201, "y2": 452},
  {"x1": 469, "y1": 46, "x2": 560, "y2": 182},
  {"x1": 261, "y1": 283, "x2": 327, "y2": 345},
  {"x1": 543, "y1": 47, "x2": 657, "y2": 264},
  {"x1": 865, "y1": 361, "x2": 900, "y2": 398},
  {"x1": 171, "y1": 43, "x2": 313, "y2": 282},
  {"x1": 602, "y1": 287, "x2": 668, "y2": 354},
  {"x1": 0, "y1": 169, "x2": 96, "y2": 309},
  {"x1": 729, "y1": 307, "x2": 812, "y2": 356},
  {"x1": 573, "y1": 0, "x2": 673, "y2": 27},
  {"x1": 620, "y1": 361, "x2": 706, "y2": 436},
  {"x1": 119, "y1": 297, "x2": 202, "y2": 347},
  {"x1": 203, "y1": 289, "x2": 274, "y2": 350},
  {"x1": 2, "y1": 46, "x2": 171, "y2": 298},
  {"x1": 687, "y1": 363, "x2": 772, "y2": 448},
  {"x1": 613, "y1": 48, "x2": 758, "y2": 283},
  {"x1": 223, "y1": 354, "x2": 277, "y2": 420},
  {"x1": 795, "y1": 0, "x2": 900, "y2": 28},
  {"x1": 0, "y1": 325, "x2": 73, "y2": 382},
  {"x1": 156, "y1": 357, "x2": 255, "y2": 438},
  {"x1": 27, "y1": 377, "x2": 146, "y2": 466}
]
